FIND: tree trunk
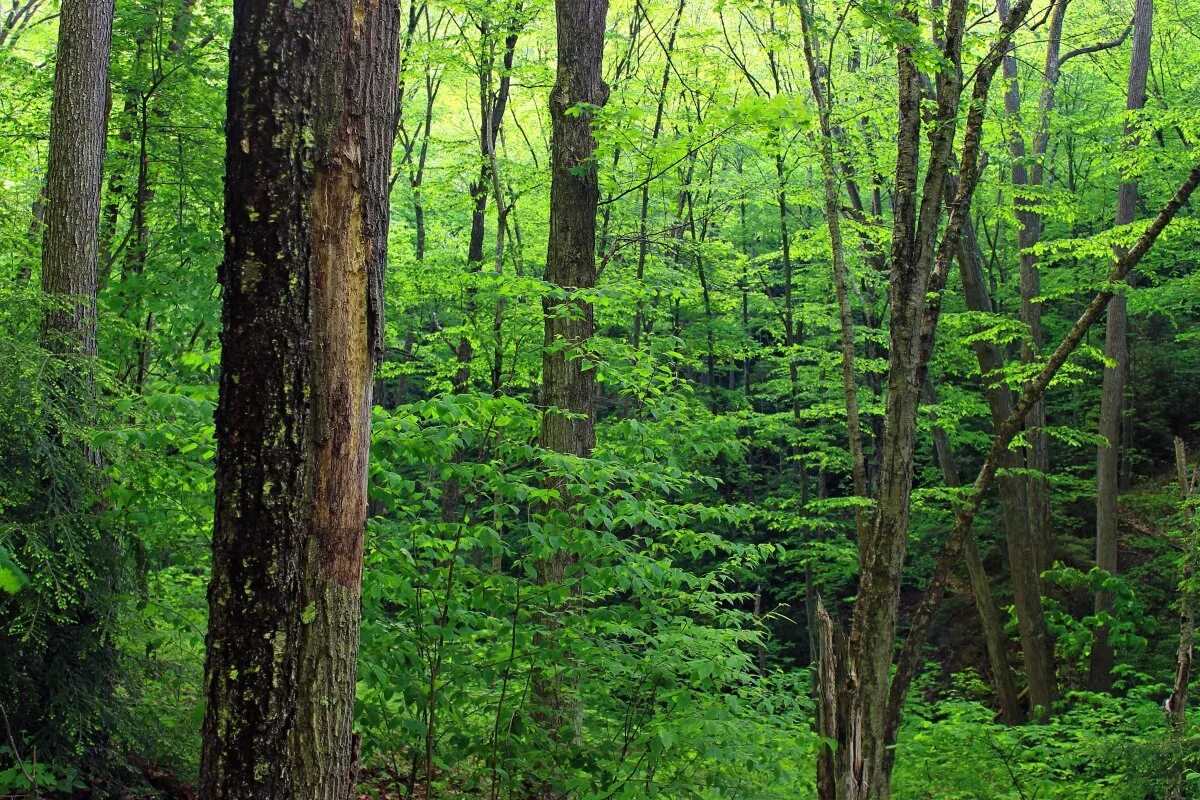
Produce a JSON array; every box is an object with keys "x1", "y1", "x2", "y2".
[
  {"x1": 998, "y1": 0, "x2": 1067, "y2": 579},
  {"x1": 1091, "y1": 0, "x2": 1152, "y2": 693},
  {"x1": 199, "y1": 2, "x2": 397, "y2": 799},
  {"x1": 798, "y1": 0, "x2": 868, "y2": 532},
  {"x1": 819, "y1": 3, "x2": 1035, "y2": 795},
  {"x1": 39, "y1": 0, "x2": 115, "y2": 357},
  {"x1": 532, "y1": 0, "x2": 608, "y2": 795},
  {"x1": 926, "y1": 379, "x2": 1024, "y2": 725},
  {"x1": 1166, "y1": 437, "x2": 1195, "y2": 800},
  {"x1": 954, "y1": 203, "x2": 1058, "y2": 715}
]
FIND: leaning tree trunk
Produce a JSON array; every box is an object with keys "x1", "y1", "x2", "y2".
[
  {"x1": 40, "y1": 0, "x2": 114, "y2": 357},
  {"x1": 199, "y1": 2, "x2": 397, "y2": 799},
  {"x1": 1091, "y1": 0, "x2": 1152, "y2": 694},
  {"x1": 532, "y1": 0, "x2": 608, "y2": 796}
]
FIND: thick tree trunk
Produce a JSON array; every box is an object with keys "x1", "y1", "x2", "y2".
[
  {"x1": 200, "y1": 2, "x2": 397, "y2": 799},
  {"x1": 1091, "y1": 0, "x2": 1152, "y2": 693},
  {"x1": 532, "y1": 0, "x2": 608, "y2": 795},
  {"x1": 39, "y1": 0, "x2": 115, "y2": 357}
]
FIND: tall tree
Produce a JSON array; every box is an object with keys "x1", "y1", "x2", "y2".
[
  {"x1": 39, "y1": 0, "x2": 115, "y2": 357},
  {"x1": 199, "y1": 2, "x2": 398, "y2": 798},
  {"x1": 1091, "y1": 0, "x2": 1153, "y2": 693},
  {"x1": 818, "y1": 2, "x2": 1034, "y2": 796},
  {"x1": 532, "y1": 0, "x2": 608, "y2": 794}
]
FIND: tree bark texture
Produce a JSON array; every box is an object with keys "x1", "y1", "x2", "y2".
[
  {"x1": 1091, "y1": 0, "x2": 1152, "y2": 693},
  {"x1": 40, "y1": 0, "x2": 115, "y2": 357},
  {"x1": 200, "y1": 2, "x2": 397, "y2": 799},
  {"x1": 532, "y1": 0, "x2": 608, "y2": 794}
]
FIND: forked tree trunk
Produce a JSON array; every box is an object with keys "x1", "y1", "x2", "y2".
[
  {"x1": 818, "y1": 3, "x2": 1035, "y2": 796},
  {"x1": 199, "y1": 2, "x2": 397, "y2": 798},
  {"x1": 1091, "y1": 0, "x2": 1152, "y2": 693},
  {"x1": 532, "y1": 0, "x2": 608, "y2": 795}
]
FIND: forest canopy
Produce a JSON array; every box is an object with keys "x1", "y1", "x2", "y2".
[{"x1": 1, "y1": 0, "x2": 1200, "y2": 798}]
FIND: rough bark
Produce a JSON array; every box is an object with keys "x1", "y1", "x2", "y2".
[
  {"x1": 532, "y1": 0, "x2": 608, "y2": 795},
  {"x1": 1091, "y1": 0, "x2": 1152, "y2": 693},
  {"x1": 39, "y1": 0, "x2": 115, "y2": 357},
  {"x1": 200, "y1": 2, "x2": 397, "y2": 799}
]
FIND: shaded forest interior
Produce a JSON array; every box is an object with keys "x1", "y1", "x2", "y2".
[{"x1": 2, "y1": 0, "x2": 1200, "y2": 797}]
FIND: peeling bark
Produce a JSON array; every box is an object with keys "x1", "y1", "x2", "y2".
[{"x1": 200, "y1": 2, "x2": 397, "y2": 798}]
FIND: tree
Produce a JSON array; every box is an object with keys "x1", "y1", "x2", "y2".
[
  {"x1": 817, "y1": 3, "x2": 1034, "y2": 796},
  {"x1": 199, "y1": 2, "x2": 398, "y2": 798},
  {"x1": 0, "y1": 0, "x2": 119, "y2": 763},
  {"x1": 1091, "y1": 0, "x2": 1153, "y2": 693},
  {"x1": 532, "y1": 0, "x2": 608, "y2": 794},
  {"x1": 39, "y1": 0, "x2": 114, "y2": 357}
]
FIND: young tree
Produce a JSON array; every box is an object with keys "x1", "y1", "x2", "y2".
[
  {"x1": 199, "y1": 2, "x2": 398, "y2": 798},
  {"x1": 1091, "y1": 0, "x2": 1153, "y2": 693}
]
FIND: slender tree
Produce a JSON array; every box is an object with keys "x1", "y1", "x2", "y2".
[
  {"x1": 199, "y1": 2, "x2": 398, "y2": 798},
  {"x1": 817, "y1": 3, "x2": 1034, "y2": 796},
  {"x1": 1091, "y1": 0, "x2": 1153, "y2": 693}
]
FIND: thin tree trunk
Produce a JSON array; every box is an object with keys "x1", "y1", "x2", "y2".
[
  {"x1": 925, "y1": 380, "x2": 1024, "y2": 724},
  {"x1": 998, "y1": 0, "x2": 1066, "y2": 578},
  {"x1": 632, "y1": 0, "x2": 684, "y2": 351},
  {"x1": 1165, "y1": 437, "x2": 1196, "y2": 800},
  {"x1": 532, "y1": 1, "x2": 608, "y2": 795},
  {"x1": 953, "y1": 198, "x2": 1058, "y2": 715},
  {"x1": 1091, "y1": 0, "x2": 1153, "y2": 693},
  {"x1": 199, "y1": 2, "x2": 398, "y2": 798},
  {"x1": 798, "y1": 0, "x2": 867, "y2": 534}
]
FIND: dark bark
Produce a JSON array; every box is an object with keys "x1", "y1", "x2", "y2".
[
  {"x1": 1091, "y1": 0, "x2": 1152, "y2": 693},
  {"x1": 200, "y1": 2, "x2": 397, "y2": 798},
  {"x1": 532, "y1": 0, "x2": 608, "y2": 795}
]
